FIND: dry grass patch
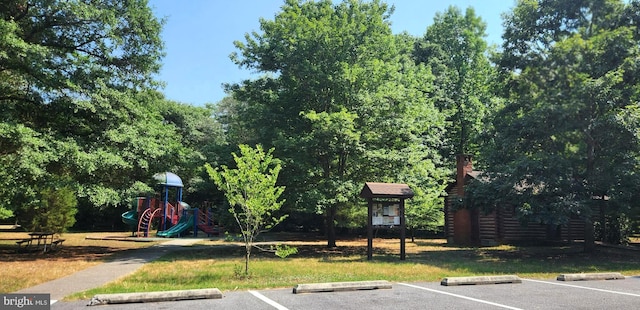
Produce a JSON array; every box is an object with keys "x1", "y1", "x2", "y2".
[
  {"x1": 74, "y1": 236, "x2": 640, "y2": 298},
  {"x1": 0, "y1": 232, "x2": 158, "y2": 293}
]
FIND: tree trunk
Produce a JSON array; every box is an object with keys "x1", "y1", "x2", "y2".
[
  {"x1": 584, "y1": 218, "x2": 595, "y2": 253},
  {"x1": 584, "y1": 129, "x2": 596, "y2": 252},
  {"x1": 410, "y1": 227, "x2": 415, "y2": 243},
  {"x1": 326, "y1": 205, "x2": 337, "y2": 248},
  {"x1": 599, "y1": 198, "x2": 606, "y2": 242},
  {"x1": 245, "y1": 245, "x2": 251, "y2": 275}
]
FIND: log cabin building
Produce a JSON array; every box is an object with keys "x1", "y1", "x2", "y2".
[{"x1": 444, "y1": 154, "x2": 589, "y2": 246}]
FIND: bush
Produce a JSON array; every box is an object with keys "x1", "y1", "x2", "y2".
[
  {"x1": 595, "y1": 214, "x2": 631, "y2": 245},
  {"x1": 27, "y1": 186, "x2": 78, "y2": 234}
]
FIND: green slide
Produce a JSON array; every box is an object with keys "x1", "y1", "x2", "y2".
[
  {"x1": 156, "y1": 214, "x2": 193, "y2": 238},
  {"x1": 121, "y1": 210, "x2": 138, "y2": 227}
]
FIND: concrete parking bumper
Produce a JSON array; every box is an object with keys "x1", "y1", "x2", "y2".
[
  {"x1": 292, "y1": 280, "x2": 392, "y2": 294},
  {"x1": 557, "y1": 272, "x2": 625, "y2": 281},
  {"x1": 441, "y1": 275, "x2": 522, "y2": 286},
  {"x1": 88, "y1": 288, "x2": 223, "y2": 306}
]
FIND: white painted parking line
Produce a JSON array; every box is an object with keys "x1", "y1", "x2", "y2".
[
  {"x1": 398, "y1": 283, "x2": 524, "y2": 310},
  {"x1": 249, "y1": 290, "x2": 290, "y2": 310},
  {"x1": 522, "y1": 279, "x2": 640, "y2": 297}
]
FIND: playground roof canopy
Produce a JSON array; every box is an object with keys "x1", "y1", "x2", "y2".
[{"x1": 153, "y1": 172, "x2": 184, "y2": 187}]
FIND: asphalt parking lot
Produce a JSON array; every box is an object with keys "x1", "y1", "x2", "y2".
[{"x1": 52, "y1": 276, "x2": 640, "y2": 310}]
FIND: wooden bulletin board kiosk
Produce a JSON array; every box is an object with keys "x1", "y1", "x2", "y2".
[{"x1": 360, "y1": 182, "x2": 414, "y2": 260}]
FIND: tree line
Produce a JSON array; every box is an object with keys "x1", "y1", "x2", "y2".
[{"x1": 1, "y1": 0, "x2": 639, "y2": 245}]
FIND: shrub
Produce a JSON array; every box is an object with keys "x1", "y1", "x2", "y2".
[{"x1": 28, "y1": 186, "x2": 78, "y2": 234}]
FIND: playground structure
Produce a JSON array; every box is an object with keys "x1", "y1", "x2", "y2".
[{"x1": 121, "y1": 172, "x2": 222, "y2": 238}]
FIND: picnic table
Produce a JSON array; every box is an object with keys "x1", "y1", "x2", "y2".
[{"x1": 16, "y1": 232, "x2": 64, "y2": 253}]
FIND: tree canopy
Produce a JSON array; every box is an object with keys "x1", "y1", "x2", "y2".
[
  {"x1": 474, "y1": 0, "x2": 640, "y2": 247},
  {"x1": 227, "y1": 0, "x2": 448, "y2": 246},
  {"x1": 413, "y1": 6, "x2": 495, "y2": 159},
  {"x1": 0, "y1": 0, "x2": 223, "y2": 230}
]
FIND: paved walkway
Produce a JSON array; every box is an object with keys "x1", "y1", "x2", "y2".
[{"x1": 14, "y1": 238, "x2": 201, "y2": 301}]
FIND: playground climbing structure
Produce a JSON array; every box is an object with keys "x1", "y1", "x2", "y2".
[
  {"x1": 121, "y1": 172, "x2": 223, "y2": 238},
  {"x1": 197, "y1": 204, "x2": 222, "y2": 236}
]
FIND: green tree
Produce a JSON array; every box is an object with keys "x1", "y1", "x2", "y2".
[
  {"x1": 0, "y1": 0, "x2": 172, "y2": 225},
  {"x1": 482, "y1": 0, "x2": 640, "y2": 250},
  {"x1": 213, "y1": 96, "x2": 261, "y2": 148},
  {"x1": 26, "y1": 184, "x2": 78, "y2": 234},
  {"x1": 228, "y1": 0, "x2": 447, "y2": 247},
  {"x1": 301, "y1": 109, "x2": 362, "y2": 243},
  {"x1": 0, "y1": 0, "x2": 162, "y2": 104},
  {"x1": 154, "y1": 99, "x2": 226, "y2": 204},
  {"x1": 413, "y1": 6, "x2": 495, "y2": 159},
  {"x1": 206, "y1": 145, "x2": 286, "y2": 276}
]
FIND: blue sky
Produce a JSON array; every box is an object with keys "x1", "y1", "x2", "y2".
[{"x1": 149, "y1": 0, "x2": 517, "y2": 106}]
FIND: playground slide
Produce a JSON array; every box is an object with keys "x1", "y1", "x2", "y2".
[
  {"x1": 121, "y1": 210, "x2": 138, "y2": 227},
  {"x1": 156, "y1": 214, "x2": 194, "y2": 238}
]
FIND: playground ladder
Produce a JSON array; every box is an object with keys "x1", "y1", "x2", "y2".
[{"x1": 137, "y1": 208, "x2": 161, "y2": 237}]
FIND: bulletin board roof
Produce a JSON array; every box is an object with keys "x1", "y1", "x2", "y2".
[{"x1": 360, "y1": 182, "x2": 414, "y2": 199}]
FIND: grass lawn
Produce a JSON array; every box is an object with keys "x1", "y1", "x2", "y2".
[
  {"x1": 2, "y1": 231, "x2": 640, "y2": 300},
  {"x1": 72, "y1": 234, "x2": 640, "y2": 299}
]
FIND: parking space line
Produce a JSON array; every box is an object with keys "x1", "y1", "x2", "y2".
[
  {"x1": 398, "y1": 283, "x2": 524, "y2": 310},
  {"x1": 522, "y1": 279, "x2": 640, "y2": 297},
  {"x1": 249, "y1": 290, "x2": 290, "y2": 310}
]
